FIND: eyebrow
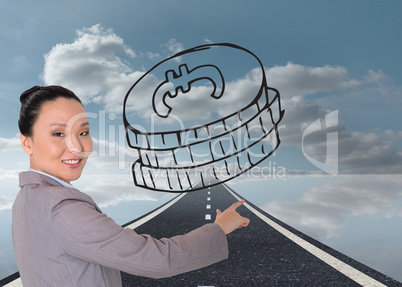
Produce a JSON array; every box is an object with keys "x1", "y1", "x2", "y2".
[{"x1": 50, "y1": 122, "x2": 90, "y2": 128}]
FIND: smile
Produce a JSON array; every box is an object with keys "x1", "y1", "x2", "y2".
[{"x1": 62, "y1": 159, "x2": 81, "y2": 165}]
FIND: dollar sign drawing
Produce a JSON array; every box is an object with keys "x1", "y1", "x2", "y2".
[{"x1": 152, "y1": 63, "x2": 225, "y2": 118}]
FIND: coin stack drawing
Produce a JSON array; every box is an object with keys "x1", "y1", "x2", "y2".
[{"x1": 123, "y1": 43, "x2": 284, "y2": 192}]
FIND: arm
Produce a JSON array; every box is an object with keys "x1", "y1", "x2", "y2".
[{"x1": 51, "y1": 198, "x2": 228, "y2": 279}]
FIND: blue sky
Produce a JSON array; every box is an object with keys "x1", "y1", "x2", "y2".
[{"x1": 1, "y1": 0, "x2": 402, "y2": 282}]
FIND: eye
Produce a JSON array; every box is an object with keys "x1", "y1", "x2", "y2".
[
  {"x1": 53, "y1": 132, "x2": 65, "y2": 137},
  {"x1": 80, "y1": 131, "x2": 90, "y2": 136}
]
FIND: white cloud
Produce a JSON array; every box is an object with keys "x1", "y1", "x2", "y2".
[
  {"x1": 363, "y1": 69, "x2": 386, "y2": 84},
  {"x1": 87, "y1": 137, "x2": 138, "y2": 171},
  {"x1": 42, "y1": 27, "x2": 362, "y2": 119},
  {"x1": 161, "y1": 38, "x2": 185, "y2": 59},
  {"x1": 384, "y1": 130, "x2": 402, "y2": 141},
  {"x1": 0, "y1": 135, "x2": 21, "y2": 151},
  {"x1": 203, "y1": 38, "x2": 213, "y2": 44},
  {"x1": 124, "y1": 68, "x2": 264, "y2": 129},
  {"x1": 271, "y1": 94, "x2": 402, "y2": 174},
  {"x1": 40, "y1": 25, "x2": 402, "y2": 175},
  {"x1": 266, "y1": 62, "x2": 361, "y2": 98},
  {"x1": 0, "y1": 169, "x2": 21, "y2": 210},
  {"x1": 41, "y1": 25, "x2": 191, "y2": 114},
  {"x1": 0, "y1": 196, "x2": 14, "y2": 211},
  {"x1": 338, "y1": 130, "x2": 402, "y2": 173},
  {"x1": 279, "y1": 96, "x2": 327, "y2": 146},
  {"x1": 82, "y1": 176, "x2": 165, "y2": 208},
  {"x1": 0, "y1": 168, "x2": 20, "y2": 180},
  {"x1": 42, "y1": 24, "x2": 143, "y2": 112},
  {"x1": 299, "y1": 118, "x2": 402, "y2": 174},
  {"x1": 262, "y1": 175, "x2": 402, "y2": 239}
]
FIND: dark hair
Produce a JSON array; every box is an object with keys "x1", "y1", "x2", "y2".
[{"x1": 18, "y1": 85, "x2": 83, "y2": 137}]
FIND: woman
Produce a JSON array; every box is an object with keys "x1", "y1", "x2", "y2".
[{"x1": 13, "y1": 85, "x2": 250, "y2": 287}]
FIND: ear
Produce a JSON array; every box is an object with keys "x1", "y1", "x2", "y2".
[{"x1": 20, "y1": 133, "x2": 33, "y2": 155}]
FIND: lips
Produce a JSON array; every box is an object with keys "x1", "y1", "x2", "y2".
[{"x1": 62, "y1": 159, "x2": 81, "y2": 167}]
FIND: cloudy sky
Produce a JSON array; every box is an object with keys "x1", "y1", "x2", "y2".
[{"x1": 1, "y1": 0, "x2": 401, "y2": 282}]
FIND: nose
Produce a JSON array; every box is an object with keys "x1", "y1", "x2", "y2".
[
  {"x1": 66, "y1": 132, "x2": 93, "y2": 158},
  {"x1": 66, "y1": 134, "x2": 83, "y2": 155}
]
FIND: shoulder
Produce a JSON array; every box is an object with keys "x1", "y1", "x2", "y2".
[{"x1": 18, "y1": 171, "x2": 99, "y2": 211}]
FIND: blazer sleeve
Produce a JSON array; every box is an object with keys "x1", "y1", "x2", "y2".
[{"x1": 50, "y1": 195, "x2": 228, "y2": 279}]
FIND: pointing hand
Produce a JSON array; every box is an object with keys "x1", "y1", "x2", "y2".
[{"x1": 214, "y1": 200, "x2": 250, "y2": 235}]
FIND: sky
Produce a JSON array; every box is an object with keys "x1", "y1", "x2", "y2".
[{"x1": 1, "y1": 0, "x2": 402, "y2": 282}]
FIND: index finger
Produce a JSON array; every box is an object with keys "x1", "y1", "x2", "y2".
[{"x1": 228, "y1": 199, "x2": 246, "y2": 210}]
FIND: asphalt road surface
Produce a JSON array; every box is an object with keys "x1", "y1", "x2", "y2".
[
  {"x1": 2, "y1": 182, "x2": 401, "y2": 287},
  {"x1": 121, "y1": 183, "x2": 401, "y2": 287}
]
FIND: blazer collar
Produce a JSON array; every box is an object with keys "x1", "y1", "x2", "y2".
[{"x1": 19, "y1": 170, "x2": 65, "y2": 188}]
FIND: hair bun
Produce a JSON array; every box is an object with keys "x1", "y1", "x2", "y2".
[{"x1": 20, "y1": 86, "x2": 42, "y2": 104}]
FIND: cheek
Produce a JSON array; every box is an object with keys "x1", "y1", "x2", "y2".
[
  {"x1": 32, "y1": 137, "x2": 66, "y2": 162},
  {"x1": 46, "y1": 140, "x2": 67, "y2": 158}
]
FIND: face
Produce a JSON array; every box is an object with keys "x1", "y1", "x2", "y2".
[{"x1": 21, "y1": 98, "x2": 93, "y2": 184}]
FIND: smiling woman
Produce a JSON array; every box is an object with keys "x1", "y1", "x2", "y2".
[
  {"x1": 12, "y1": 85, "x2": 249, "y2": 287},
  {"x1": 19, "y1": 86, "x2": 92, "y2": 183}
]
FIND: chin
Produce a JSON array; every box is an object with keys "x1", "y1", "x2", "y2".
[
  {"x1": 70, "y1": 173, "x2": 83, "y2": 182},
  {"x1": 62, "y1": 171, "x2": 84, "y2": 183}
]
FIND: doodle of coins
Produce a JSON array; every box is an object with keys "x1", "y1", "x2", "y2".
[{"x1": 123, "y1": 43, "x2": 284, "y2": 192}]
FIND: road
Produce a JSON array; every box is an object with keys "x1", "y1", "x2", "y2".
[
  {"x1": 121, "y1": 182, "x2": 401, "y2": 287},
  {"x1": 2, "y1": 182, "x2": 401, "y2": 287}
]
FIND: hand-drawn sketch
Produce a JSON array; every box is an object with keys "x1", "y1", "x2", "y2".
[{"x1": 123, "y1": 43, "x2": 285, "y2": 192}]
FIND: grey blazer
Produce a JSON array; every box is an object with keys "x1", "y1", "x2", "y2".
[{"x1": 12, "y1": 171, "x2": 228, "y2": 287}]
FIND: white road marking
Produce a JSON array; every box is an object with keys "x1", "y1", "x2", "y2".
[
  {"x1": 3, "y1": 278, "x2": 22, "y2": 287},
  {"x1": 207, "y1": 197, "x2": 211, "y2": 201},
  {"x1": 223, "y1": 184, "x2": 388, "y2": 287},
  {"x1": 206, "y1": 204, "x2": 211, "y2": 209},
  {"x1": 205, "y1": 214, "x2": 212, "y2": 220}
]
